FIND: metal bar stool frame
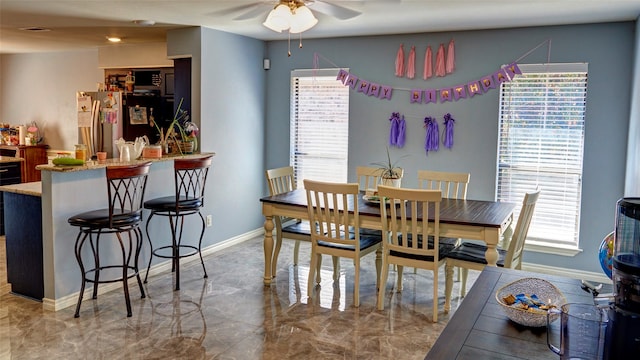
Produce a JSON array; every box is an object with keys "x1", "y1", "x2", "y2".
[
  {"x1": 144, "y1": 155, "x2": 213, "y2": 291},
  {"x1": 68, "y1": 162, "x2": 152, "y2": 318}
]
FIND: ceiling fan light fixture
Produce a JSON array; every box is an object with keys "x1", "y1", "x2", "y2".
[
  {"x1": 289, "y1": 5, "x2": 318, "y2": 34},
  {"x1": 263, "y1": 4, "x2": 292, "y2": 32}
]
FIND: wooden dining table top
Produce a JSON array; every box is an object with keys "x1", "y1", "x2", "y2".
[{"x1": 260, "y1": 188, "x2": 517, "y2": 229}]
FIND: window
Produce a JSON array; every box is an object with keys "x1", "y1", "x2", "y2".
[
  {"x1": 290, "y1": 69, "x2": 349, "y2": 189},
  {"x1": 497, "y1": 63, "x2": 588, "y2": 250}
]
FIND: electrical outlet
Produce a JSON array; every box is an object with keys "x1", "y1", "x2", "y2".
[{"x1": 206, "y1": 215, "x2": 212, "y2": 227}]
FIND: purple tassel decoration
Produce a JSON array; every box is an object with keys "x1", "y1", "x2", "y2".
[
  {"x1": 396, "y1": 115, "x2": 406, "y2": 147},
  {"x1": 389, "y1": 112, "x2": 400, "y2": 146},
  {"x1": 443, "y1": 113, "x2": 455, "y2": 149},
  {"x1": 424, "y1": 116, "x2": 439, "y2": 153}
]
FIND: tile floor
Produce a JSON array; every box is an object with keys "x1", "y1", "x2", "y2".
[{"x1": 0, "y1": 235, "x2": 477, "y2": 359}]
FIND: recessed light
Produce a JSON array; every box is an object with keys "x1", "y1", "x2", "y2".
[
  {"x1": 106, "y1": 37, "x2": 122, "y2": 43},
  {"x1": 19, "y1": 27, "x2": 51, "y2": 32},
  {"x1": 133, "y1": 20, "x2": 155, "y2": 26}
]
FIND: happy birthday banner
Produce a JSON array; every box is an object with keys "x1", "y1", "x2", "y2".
[{"x1": 336, "y1": 62, "x2": 522, "y2": 104}]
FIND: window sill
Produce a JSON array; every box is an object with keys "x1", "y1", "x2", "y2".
[{"x1": 524, "y1": 242, "x2": 583, "y2": 256}]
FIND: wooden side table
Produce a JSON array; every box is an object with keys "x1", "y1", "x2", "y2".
[{"x1": 425, "y1": 266, "x2": 610, "y2": 360}]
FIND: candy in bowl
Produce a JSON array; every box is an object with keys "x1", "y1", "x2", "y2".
[{"x1": 495, "y1": 277, "x2": 566, "y2": 327}]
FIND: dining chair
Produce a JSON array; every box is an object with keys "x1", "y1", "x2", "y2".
[
  {"x1": 417, "y1": 170, "x2": 470, "y2": 199},
  {"x1": 304, "y1": 179, "x2": 382, "y2": 308},
  {"x1": 265, "y1": 167, "x2": 338, "y2": 280},
  {"x1": 356, "y1": 166, "x2": 404, "y2": 191},
  {"x1": 417, "y1": 170, "x2": 470, "y2": 276},
  {"x1": 443, "y1": 188, "x2": 541, "y2": 311},
  {"x1": 356, "y1": 166, "x2": 403, "y2": 238},
  {"x1": 376, "y1": 185, "x2": 454, "y2": 322}
]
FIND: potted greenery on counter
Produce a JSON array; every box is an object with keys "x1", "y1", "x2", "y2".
[{"x1": 153, "y1": 98, "x2": 198, "y2": 154}]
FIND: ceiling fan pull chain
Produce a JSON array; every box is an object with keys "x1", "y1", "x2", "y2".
[
  {"x1": 299, "y1": 32, "x2": 303, "y2": 49},
  {"x1": 288, "y1": 32, "x2": 292, "y2": 57}
]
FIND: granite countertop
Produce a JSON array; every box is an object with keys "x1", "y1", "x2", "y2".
[
  {"x1": 0, "y1": 181, "x2": 41, "y2": 197},
  {"x1": 36, "y1": 152, "x2": 215, "y2": 172},
  {"x1": 0, "y1": 156, "x2": 25, "y2": 163}
]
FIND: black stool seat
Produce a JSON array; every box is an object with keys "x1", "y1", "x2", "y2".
[
  {"x1": 68, "y1": 209, "x2": 142, "y2": 228},
  {"x1": 144, "y1": 196, "x2": 202, "y2": 212},
  {"x1": 68, "y1": 162, "x2": 151, "y2": 318},
  {"x1": 144, "y1": 155, "x2": 213, "y2": 291}
]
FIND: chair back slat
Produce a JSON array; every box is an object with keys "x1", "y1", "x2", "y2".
[
  {"x1": 504, "y1": 189, "x2": 541, "y2": 269},
  {"x1": 356, "y1": 166, "x2": 404, "y2": 191},
  {"x1": 418, "y1": 170, "x2": 470, "y2": 199},
  {"x1": 174, "y1": 155, "x2": 213, "y2": 209},
  {"x1": 304, "y1": 180, "x2": 360, "y2": 249},
  {"x1": 379, "y1": 185, "x2": 442, "y2": 258},
  {"x1": 106, "y1": 162, "x2": 151, "y2": 228},
  {"x1": 265, "y1": 166, "x2": 296, "y2": 196}
]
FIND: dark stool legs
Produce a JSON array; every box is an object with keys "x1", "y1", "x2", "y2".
[
  {"x1": 73, "y1": 226, "x2": 146, "y2": 318},
  {"x1": 144, "y1": 210, "x2": 208, "y2": 291}
]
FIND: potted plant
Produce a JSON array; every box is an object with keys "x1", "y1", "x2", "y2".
[
  {"x1": 371, "y1": 147, "x2": 406, "y2": 188},
  {"x1": 153, "y1": 98, "x2": 198, "y2": 154}
]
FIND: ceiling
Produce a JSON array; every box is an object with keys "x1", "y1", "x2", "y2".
[{"x1": 1, "y1": 0, "x2": 639, "y2": 55}]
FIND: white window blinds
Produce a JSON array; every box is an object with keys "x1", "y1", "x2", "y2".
[
  {"x1": 290, "y1": 69, "x2": 349, "y2": 189},
  {"x1": 497, "y1": 63, "x2": 588, "y2": 249}
]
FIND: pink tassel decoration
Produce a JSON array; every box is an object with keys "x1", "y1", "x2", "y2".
[
  {"x1": 395, "y1": 44, "x2": 405, "y2": 77},
  {"x1": 423, "y1": 46, "x2": 433, "y2": 80},
  {"x1": 406, "y1": 45, "x2": 416, "y2": 79},
  {"x1": 435, "y1": 43, "x2": 446, "y2": 77},
  {"x1": 446, "y1": 39, "x2": 455, "y2": 74}
]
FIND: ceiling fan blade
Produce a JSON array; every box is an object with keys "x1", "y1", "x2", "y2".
[
  {"x1": 232, "y1": 3, "x2": 272, "y2": 21},
  {"x1": 309, "y1": 1, "x2": 362, "y2": 20}
]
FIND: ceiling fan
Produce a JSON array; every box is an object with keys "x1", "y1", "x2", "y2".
[{"x1": 217, "y1": 1, "x2": 363, "y2": 27}]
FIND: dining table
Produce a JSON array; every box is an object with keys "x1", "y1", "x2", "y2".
[{"x1": 260, "y1": 188, "x2": 517, "y2": 286}]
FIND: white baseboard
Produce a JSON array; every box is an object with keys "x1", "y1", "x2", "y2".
[
  {"x1": 42, "y1": 227, "x2": 264, "y2": 312},
  {"x1": 521, "y1": 262, "x2": 613, "y2": 285}
]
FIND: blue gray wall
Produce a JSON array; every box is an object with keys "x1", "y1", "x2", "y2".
[{"x1": 264, "y1": 22, "x2": 636, "y2": 276}]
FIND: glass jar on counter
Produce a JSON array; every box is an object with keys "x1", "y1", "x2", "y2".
[{"x1": 75, "y1": 144, "x2": 87, "y2": 161}]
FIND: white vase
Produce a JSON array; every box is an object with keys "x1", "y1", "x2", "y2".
[{"x1": 381, "y1": 177, "x2": 402, "y2": 188}]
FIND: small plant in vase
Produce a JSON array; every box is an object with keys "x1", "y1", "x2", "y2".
[
  {"x1": 153, "y1": 98, "x2": 198, "y2": 154},
  {"x1": 371, "y1": 147, "x2": 406, "y2": 188}
]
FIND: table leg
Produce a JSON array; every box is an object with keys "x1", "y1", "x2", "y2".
[
  {"x1": 263, "y1": 215, "x2": 274, "y2": 285},
  {"x1": 484, "y1": 243, "x2": 499, "y2": 267}
]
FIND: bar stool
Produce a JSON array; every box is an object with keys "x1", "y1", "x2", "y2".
[
  {"x1": 68, "y1": 162, "x2": 152, "y2": 318},
  {"x1": 144, "y1": 155, "x2": 213, "y2": 291}
]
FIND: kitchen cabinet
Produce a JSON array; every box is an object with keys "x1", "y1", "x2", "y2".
[
  {"x1": 0, "y1": 158, "x2": 23, "y2": 235},
  {"x1": 0, "y1": 145, "x2": 48, "y2": 182},
  {"x1": 1, "y1": 184, "x2": 43, "y2": 301}
]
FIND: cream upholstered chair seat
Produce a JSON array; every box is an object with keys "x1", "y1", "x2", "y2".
[
  {"x1": 304, "y1": 179, "x2": 382, "y2": 308},
  {"x1": 376, "y1": 185, "x2": 453, "y2": 322},
  {"x1": 444, "y1": 188, "x2": 541, "y2": 312}
]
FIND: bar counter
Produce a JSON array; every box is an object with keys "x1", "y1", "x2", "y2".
[{"x1": 16, "y1": 152, "x2": 216, "y2": 311}]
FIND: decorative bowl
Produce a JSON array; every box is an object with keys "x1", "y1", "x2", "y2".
[{"x1": 495, "y1": 277, "x2": 566, "y2": 327}]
